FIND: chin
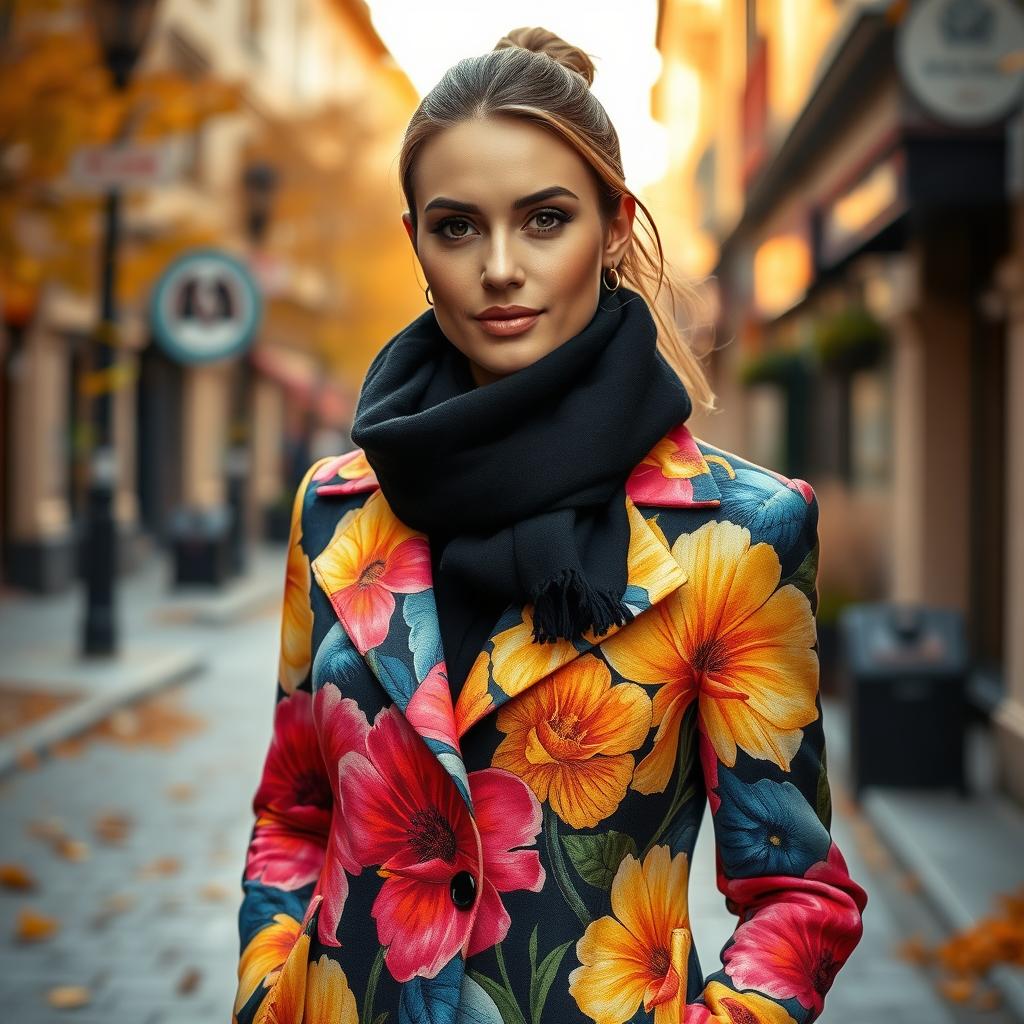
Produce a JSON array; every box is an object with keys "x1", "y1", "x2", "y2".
[{"x1": 468, "y1": 338, "x2": 555, "y2": 377}]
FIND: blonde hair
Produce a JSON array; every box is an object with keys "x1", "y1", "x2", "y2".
[{"x1": 398, "y1": 25, "x2": 717, "y2": 412}]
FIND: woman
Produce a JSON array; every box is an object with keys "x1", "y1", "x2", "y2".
[{"x1": 233, "y1": 27, "x2": 867, "y2": 1024}]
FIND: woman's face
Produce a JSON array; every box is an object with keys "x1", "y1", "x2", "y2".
[{"x1": 402, "y1": 116, "x2": 634, "y2": 387}]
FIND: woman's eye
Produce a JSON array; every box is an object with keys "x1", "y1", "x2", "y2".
[
  {"x1": 529, "y1": 208, "x2": 571, "y2": 233},
  {"x1": 435, "y1": 217, "x2": 475, "y2": 240}
]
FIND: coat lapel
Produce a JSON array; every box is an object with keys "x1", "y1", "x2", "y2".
[{"x1": 308, "y1": 421, "x2": 722, "y2": 814}]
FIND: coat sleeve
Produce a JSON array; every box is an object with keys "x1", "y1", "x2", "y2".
[
  {"x1": 232, "y1": 457, "x2": 334, "y2": 1024},
  {"x1": 686, "y1": 486, "x2": 868, "y2": 1024}
]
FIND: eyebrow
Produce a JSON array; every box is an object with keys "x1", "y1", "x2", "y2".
[{"x1": 423, "y1": 185, "x2": 580, "y2": 215}]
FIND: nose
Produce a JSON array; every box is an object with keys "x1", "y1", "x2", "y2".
[{"x1": 480, "y1": 229, "x2": 525, "y2": 290}]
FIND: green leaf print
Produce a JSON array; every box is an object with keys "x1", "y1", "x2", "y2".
[
  {"x1": 468, "y1": 969, "x2": 528, "y2": 1024},
  {"x1": 816, "y1": 745, "x2": 833, "y2": 829},
  {"x1": 528, "y1": 935, "x2": 572, "y2": 1024},
  {"x1": 561, "y1": 831, "x2": 637, "y2": 889},
  {"x1": 785, "y1": 542, "x2": 819, "y2": 604}
]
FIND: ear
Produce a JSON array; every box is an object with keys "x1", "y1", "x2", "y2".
[
  {"x1": 603, "y1": 194, "x2": 635, "y2": 267},
  {"x1": 401, "y1": 211, "x2": 417, "y2": 252}
]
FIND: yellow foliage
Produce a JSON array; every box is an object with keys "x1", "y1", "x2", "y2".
[{"x1": 0, "y1": 1, "x2": 242, "y2": 303}]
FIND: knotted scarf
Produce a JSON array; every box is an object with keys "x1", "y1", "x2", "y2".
[{"x1": 349, "y1": 285, "x2": 693, "y2": 644}]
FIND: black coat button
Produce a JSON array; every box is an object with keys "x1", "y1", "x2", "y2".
[{"x1": 450, "y1": 870, "x2": 476, "y2": 909}]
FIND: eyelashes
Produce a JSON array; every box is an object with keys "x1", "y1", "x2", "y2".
[{"x1": 430, "y1": 208, "x2": 573, "y2": 242}]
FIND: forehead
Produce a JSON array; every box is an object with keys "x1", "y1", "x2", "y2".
[{"x1": 414, "y1": 116, "x2": 598, "y2": 209}]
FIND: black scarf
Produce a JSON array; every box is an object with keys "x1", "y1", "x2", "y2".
[{"x1": 350, "y1": 286, "x2": 693, "y2": 645}]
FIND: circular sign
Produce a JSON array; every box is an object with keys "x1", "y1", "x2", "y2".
[
  {"x1": 897, "y1": 0, "x2": 1024, "y2": 126},
  {"x1": 150, "y1": 248, "x2": 263, "y2": 364}
]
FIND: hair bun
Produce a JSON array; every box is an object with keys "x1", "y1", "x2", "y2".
[{"x1": 494, "y1": 26, "x2": 597, "y2": 87}]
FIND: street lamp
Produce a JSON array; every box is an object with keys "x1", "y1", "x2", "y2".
[
  {"x1": 225, "y1": 160, "x2": 278, "y2": 576},
  {"x1": 81, "y1": 0, "x2": 157, "y2": 656}
]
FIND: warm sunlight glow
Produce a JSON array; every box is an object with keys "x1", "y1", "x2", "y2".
[{"x1": 365, "y1": 0, "x2": 669, "y2": 189}]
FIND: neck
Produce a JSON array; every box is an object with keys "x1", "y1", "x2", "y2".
[{"x1": 469, "y1": 360, "x2": 503, "y2": 387}]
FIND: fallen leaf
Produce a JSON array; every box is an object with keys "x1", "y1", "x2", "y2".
[
  {"x1": 177, "y1": 966, "x2": 202, "y2": 995},
  {"x1": 51, "y1": 737, "x2": 87, "y2": 758},
  {"x1": 934, "y1": 885, "x2": 1024, "y2": 978},
  {"x1": 898, "y1": 872, "x2": 922, "y2": 894},
  {"x1": 0, "y1": 688, "x2": 79, "y2": 740},
  {"x1": 46, "y1": 985, "x2": 91, "y2": 1009},
  {"x1": 938, "y1": 976, "x2": 975, "y2": 1003},
  {"x1": 199, "y1": 882, "x2": 229, "y2": 902},
  {"x1": 895, "y1": 934, "x2": 932, "y2": 966},
  {"x1": 81, "y1": 690, "x2": 206, "y2": 750},
  {"x1": 15, "y1": 907, "x2": 59, "y2": 942},
  {"x1": 93, "y1": 810, "x2": 134, "y2": 845},
  {"x1": 0, "y1": 863, "x2": 37, "y2": 891},
  {"x1": 136, "y1": 856, "x2": 181, "y2": 879},
  {"x1": 90, "y1": 891, "x2": 137, "y2": 928},
  {"x1": 55, "y1": 838, "x2": 90, "y2": 862}
]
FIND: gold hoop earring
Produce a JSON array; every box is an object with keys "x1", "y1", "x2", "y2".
[
  {"x1": 424, "y1": 284, "x2": 433, "y2": 306},
  {"x1": 603, "y1": 265, "x2": 621, "y2": 291}
]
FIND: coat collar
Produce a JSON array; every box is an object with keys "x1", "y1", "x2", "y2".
[{"x1": 309, "y1": 420, "x2": 721, "y2": 813}]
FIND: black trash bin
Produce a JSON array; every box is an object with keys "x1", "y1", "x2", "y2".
[
  {"x1": 839, "y1": 602, "x2": 968, "y2": 797},
  {"x1": 170, "y1": 504, "x2": 234, "y2": 586}
]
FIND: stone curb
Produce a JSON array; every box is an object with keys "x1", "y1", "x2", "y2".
[{"x1": 0, "y1": 647, "x2": 205, "y2": 780}]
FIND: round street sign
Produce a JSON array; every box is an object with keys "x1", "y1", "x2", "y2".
[
  {"x1": 150, "y1": 248, "x2": 263, "y2": 364},
  {"x1": 897, "y1": 0, "x2": 1024, "y2": 127}
]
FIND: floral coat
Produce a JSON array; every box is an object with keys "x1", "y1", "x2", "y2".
[{"x1": 233, "y1": 419, "x2": 867, "y2": 1024}]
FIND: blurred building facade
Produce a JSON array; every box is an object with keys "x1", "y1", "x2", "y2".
[
  {"x1": 0, "y1": 0, "x2": 421, "y2": 594},
  {"x1": 654, "y1": 0, "x2": 1024, "y2": 803}
]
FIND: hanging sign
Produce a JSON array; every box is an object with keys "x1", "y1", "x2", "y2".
[{"x1": 897, "y1": 0, "x2": 1024, "y2": 126}]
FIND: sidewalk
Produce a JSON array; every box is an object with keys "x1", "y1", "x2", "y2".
[
  {"x1": 826, "y1": 699, "x2": 1024, "y2": 1021},
  {"x1": 0, "y1": 544, "x2": 287, "y2": 778}
]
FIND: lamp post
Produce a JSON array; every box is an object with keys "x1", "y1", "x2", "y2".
[
  {"x1": 81, "y1": 0, "x2": 157, "y2": 656},
  {"x1": 1, "y1": 274, "x2": 40, "y2": 586},
  {"x1": 225, "y1": 160, "x2": 278, "y2": 576}
]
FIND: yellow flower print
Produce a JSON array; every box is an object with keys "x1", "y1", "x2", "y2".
[
  {"x1": 601, "y1": 519, "x2": 819, "y2": 790},
  {"x1": 254, "y1": 948, "x2": 360, "y2": 1024},
  {"x1": 304, "y1": 956, "x2": 359, "y2": 1023},
  {"x1": 700, "y1": 981, "x2": 797, "y2": 1023},
  {"x1": 569, "y1": 845, "x2": 690, "y2": 1024},
  {"x1": 493, "y1": 655, "x2": 652, "y2": 829},
  {"x1": 234, "y1": 913, "x2": 303, "y2": 1016},
  {"x1": 279, "y1": 531, "x2": 314, "y2": 693}
]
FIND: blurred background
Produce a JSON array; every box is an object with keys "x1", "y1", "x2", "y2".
[{"x1": 1, "y1": 0, "x2": 1023, "y2": 1021}]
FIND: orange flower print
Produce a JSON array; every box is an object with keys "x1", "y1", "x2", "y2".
[
  {"x1": 492, "y1": 655, "x2": 651, "y2": 829},
  {"x1": 601, "y1": 519, "x2": 819, "y2": 791},
  {"x1": 569, "y1": 845, "x2": 691, "y2": 1024},
  {"x1": 310, "y1": 492, "x2": 431, "y2": 654}
]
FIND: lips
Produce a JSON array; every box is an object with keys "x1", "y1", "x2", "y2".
[
  {"x1": 475, "y1": 310, "x2": 542, "y2": 338},
  {"x1": 475, "y1": 306, "x2": 542, "y2": 320}
]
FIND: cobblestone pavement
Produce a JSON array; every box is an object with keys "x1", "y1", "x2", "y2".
[{"x1": 0, "y1": 598, "x2": 1014, "y2": 1023}]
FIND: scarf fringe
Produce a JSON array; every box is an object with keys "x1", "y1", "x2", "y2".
[{"x1": 530, "y1": 567, "x2": 636, "y2": 644}]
